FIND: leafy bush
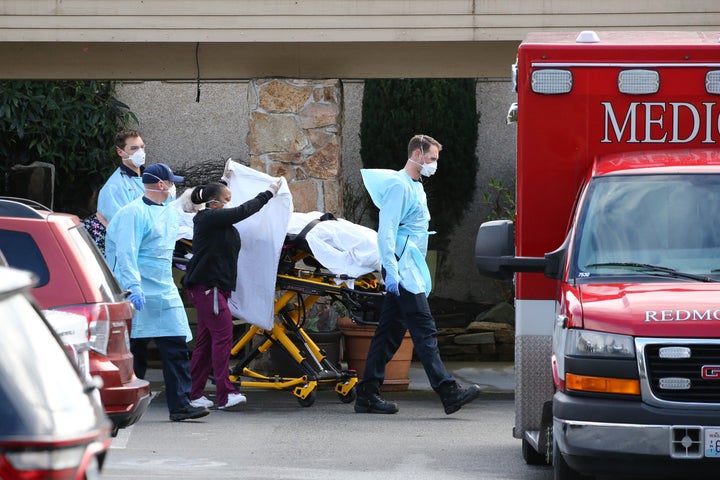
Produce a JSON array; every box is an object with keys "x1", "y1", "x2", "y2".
[
  {"x1": 359, "y1": 79, "x2": 478, "y2": 251},
  {"x1": 0, "y1": 80, "x2": 136, "y2": 216},
  {"x1": 481, "y1": 177, "x2": 516, "y2": 221}
]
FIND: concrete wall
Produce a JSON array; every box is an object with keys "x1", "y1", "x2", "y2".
[{"x1": 115, "y1": 77, "x2": 517, "y2": 304}]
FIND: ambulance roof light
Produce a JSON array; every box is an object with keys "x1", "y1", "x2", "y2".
[
  {"x1": 576, "y1": 31, "x2": 600, "y2": 43},
  {"x1": 707, "y1": 71, "x2": 720, "y2": 95}
]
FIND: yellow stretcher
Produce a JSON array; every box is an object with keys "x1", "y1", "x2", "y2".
[{"x1": 174, "y1": 233, "x2": 385, "y2": 407}]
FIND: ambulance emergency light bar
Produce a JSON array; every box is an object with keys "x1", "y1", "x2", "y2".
[
  {"x1": 527, "y1": 31, "x2": 720, "y2": 96},
  {"x1": 531, "y1": 68, "x2": 720, "y2": 96}
]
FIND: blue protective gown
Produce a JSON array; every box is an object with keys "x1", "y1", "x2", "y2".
[
  {"x1": 97, "y1": 167, "x2": 145, "y2": 223},
  {"x1": 361, "y1": 168, "x2": 433, "y2": 297},
  {"x1": 105, "y1": 196, "x2": 191, "y2": 341}
]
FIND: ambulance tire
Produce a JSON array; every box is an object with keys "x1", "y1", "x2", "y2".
[
  {"x1": 522, "y1": 437, "x2": 548, "y2": 465},
  {"x1": 553, "y1": 437, "x2": 593, "y2": 480}
]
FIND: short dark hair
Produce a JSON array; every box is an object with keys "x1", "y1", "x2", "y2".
[
  {"x1": 114, "y1": 129, "x2": 143, "y2": 149},
  {"x1": 407, "y1": 134, "x2": 442, "y2": 158}
]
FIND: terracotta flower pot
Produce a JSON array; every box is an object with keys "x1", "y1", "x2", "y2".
[{"x1": 338, "y1": 316, "x2": 414, "y2": 391}]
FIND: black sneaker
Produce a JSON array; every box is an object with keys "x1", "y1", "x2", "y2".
[
  {"x1": 169, "y1": 403, "x2": 211, "y2": 421},
  {"x1": 438, "y1": 382, "x2": 481, "y2": 415},
  {"x1": 354, "y1": 383, "x2": 399, "y2": 414}
]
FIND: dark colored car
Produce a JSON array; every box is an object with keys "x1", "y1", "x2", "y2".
[
  {"x1": 0, "y1": 265, "x2": 111, "y2": 479},
  {"x1": 0, "y1": 197, "x2": 151, "y2": 435}
]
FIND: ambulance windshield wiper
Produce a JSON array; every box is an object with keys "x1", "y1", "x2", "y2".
[{"x1": 585, "y1": 262, "x2": 718, "y2": 282}]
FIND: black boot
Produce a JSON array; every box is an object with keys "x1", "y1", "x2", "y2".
[
  {"x1": 354, "y1": 382, "x2": 399, "y2": 414},
  {"x1": 438, "y1": 381, "x2": 481, "y2": 415}
]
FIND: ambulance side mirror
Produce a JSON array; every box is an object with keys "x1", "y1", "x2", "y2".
[
  {"x1": 475, "y1": 220, "x2": 547, "y2": 280},
  {"x1": 543, "y1": 236, "x2": 568, "y2": 280}
]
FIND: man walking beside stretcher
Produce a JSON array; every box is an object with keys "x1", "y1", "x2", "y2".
[{"x1": 355, "y1": 134, "x2": 482, "y2": 415}]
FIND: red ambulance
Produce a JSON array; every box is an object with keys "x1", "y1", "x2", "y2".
[{"x1": 476, "y1": 30, "x2": 720, "y2": 479}]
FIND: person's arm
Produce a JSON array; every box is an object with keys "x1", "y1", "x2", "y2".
[
  {"x1": 97, "y1": 178, "x2": 127, "y2": 223},
  {"x1": 377, "y1": 182, "x2": 405, "y2": 289},
  {"x1": 203, "y1": 190, "x2": 274, "y2": 227},
  {"x1": 108, "y1": 207, "x2": 144, "y2": 291}
]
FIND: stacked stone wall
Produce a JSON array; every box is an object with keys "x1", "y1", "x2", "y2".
[{"x1": 247, "y1": 78, "x2": 342, "y2": 214}]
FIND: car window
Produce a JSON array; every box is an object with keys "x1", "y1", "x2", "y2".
[
  {"x1": 0, "y1": 231, "x2": 50, "y2": 286},
  {"x1": 0, "y1": 294, "x2": 97, "y2": 435},
  {"x1": 67, "y1": 224, "x2": 125, "y2": 300}
]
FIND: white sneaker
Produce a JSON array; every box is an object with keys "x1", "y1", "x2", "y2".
[
  {"x1": 189, "y1": 396, "x2": 214, "y2": 408},
  {"x1": 218, "y1": 392, "x2": 247, "y2": 410}
]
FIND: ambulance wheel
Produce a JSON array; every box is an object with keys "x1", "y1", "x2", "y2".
[
  {"x1": 338, "y1": 387, "x2": 357, "y2": 404},
  {"x1": 297, "y1": 390, "x2": 317, "y2": 407},
  {"x1": 553, "y1": 437, "x2": 592, "y2": 480}
]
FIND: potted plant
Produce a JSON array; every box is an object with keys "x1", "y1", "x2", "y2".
[{"x1": 336, "y1": 302, "x2": 414, "y2": 392}]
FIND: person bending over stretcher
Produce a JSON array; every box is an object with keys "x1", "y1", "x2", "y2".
[{"x1": 183, "y1": 178, "x2": 281, "y2": 411}]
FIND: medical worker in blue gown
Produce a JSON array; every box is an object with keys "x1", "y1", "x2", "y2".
[
  {"x1": 354, "y1": 134, "x2": 482, "y2": 415},
  {"x1": 106, "y1": 162, "x2": 210, "y2": 422},
  {"x1": 83, "y1": 129, "x2": 146, "y2": 256}
]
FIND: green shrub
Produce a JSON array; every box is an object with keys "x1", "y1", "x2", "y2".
[
  {"x1": 0, "y1": 80, "x2": 136, "y2": 216},
  {"x1": 359, "y1": 79, "x2": 478, "y2": 251}
]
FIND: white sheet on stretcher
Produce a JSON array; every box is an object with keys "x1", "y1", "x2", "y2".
[
  {"x1": 223, "y1": 160, "x2": 382, "y2": 330},
  {"x1": 224, "y1": 160, "x2": 293, "y2": 330},
  {"x1": 287, "y1": 212, "x2": 382, "y2": 279}
]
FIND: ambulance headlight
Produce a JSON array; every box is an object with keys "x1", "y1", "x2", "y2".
[
  {"x1": 566, "y1": 330, "x2": 635, "y2": 358},
  {"x1": 706, "y1": 71, "x2": 720, "y2": 95},
  {"x1": 531, "y1": 69, "x2": 572, "y2": 94},
  {"x1": 618, "y1": 69, "x2": 659, "y2": 95}
]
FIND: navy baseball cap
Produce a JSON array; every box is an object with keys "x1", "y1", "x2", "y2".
[{"x1": 142, "y1": 163, "x2": 185, "y2": 184}]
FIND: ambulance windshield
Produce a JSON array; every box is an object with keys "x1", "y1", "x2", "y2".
[{"x1": 573, "y1": 173, "x2": 720, "y2": 280}]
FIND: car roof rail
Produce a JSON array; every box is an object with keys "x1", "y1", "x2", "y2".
[{"x1": 0, "y1": 196, "x2": 50, "y2": 219}]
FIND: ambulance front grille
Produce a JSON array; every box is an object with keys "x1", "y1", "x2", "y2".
[{"x1": 644, "y1": 343, "x2": 720, "y2": 403}]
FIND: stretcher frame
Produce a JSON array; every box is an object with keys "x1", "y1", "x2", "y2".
[{"x1": 226, "y1": 266, "x2": 384, "y2": 407}]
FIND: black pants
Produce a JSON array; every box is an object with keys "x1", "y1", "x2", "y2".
[
  {"x1": 131, "y1": 336, "x2": 192, "y2": 413},
  {"x1": 360, "y1": 285, "x2": 454, "y2": 391}
]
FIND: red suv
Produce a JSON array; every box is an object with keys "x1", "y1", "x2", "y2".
[{"x1": 0, "y1": 197, "x2": 150, "y2": 436}]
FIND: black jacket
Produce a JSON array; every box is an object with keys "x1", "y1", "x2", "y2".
[{"x1": 183, "y1": 190, "x2": 273, "y2": 291}]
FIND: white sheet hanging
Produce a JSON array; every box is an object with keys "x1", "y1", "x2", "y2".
[{"x1": 224, "y1": 159, "x2": 293, "y2": 330}]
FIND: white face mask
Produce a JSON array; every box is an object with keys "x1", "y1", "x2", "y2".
[
  {"x1": 123, "y1": 147, "x2": 145, "y2": 167},
  {"x1": 410, "y1": 158, "x2": 438, "y2": 177},
  {"x1": 420, "y1": 160, "x2": 437, "y2": 177},
  {"x1": 208, "y1": 199, "x2": 230, "y2": 208},
  {"x1": 144, "y1": 173, "x2": 175, "y2": 202}
]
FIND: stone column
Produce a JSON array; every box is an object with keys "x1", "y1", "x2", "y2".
[{"x1": 247, "y1": 79, "x2": 342, "y2": 214}]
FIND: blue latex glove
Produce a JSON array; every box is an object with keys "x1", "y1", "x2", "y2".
[
  {"x1": 384, "y1": 275, "x2": 400, "y2": 296},
  {"x1": 128, "y1": 285, "x2": 145, "y2": 311}
]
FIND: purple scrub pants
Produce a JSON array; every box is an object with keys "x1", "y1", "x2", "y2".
[{"x1": 187, "y1": 284, "x2": 239, "y2": 407}]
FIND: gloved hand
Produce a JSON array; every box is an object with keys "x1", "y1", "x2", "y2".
[
  {"x1": 268, "y1": 178, "x2": 282, "y2": 196},
  {"x1": 128, "y1": 285, "x2": 146, "y2": 311},
  {"x1": 384, "y1": 275, "x2": 400, "y2": 296}
]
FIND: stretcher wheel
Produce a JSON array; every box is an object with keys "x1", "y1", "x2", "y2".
[
  {"x1": 338, "y1": 387, "x2": 357, "y2": 404},
  {"x1": 297, "y1": 390, "x2": 317, "y2": 407}
]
